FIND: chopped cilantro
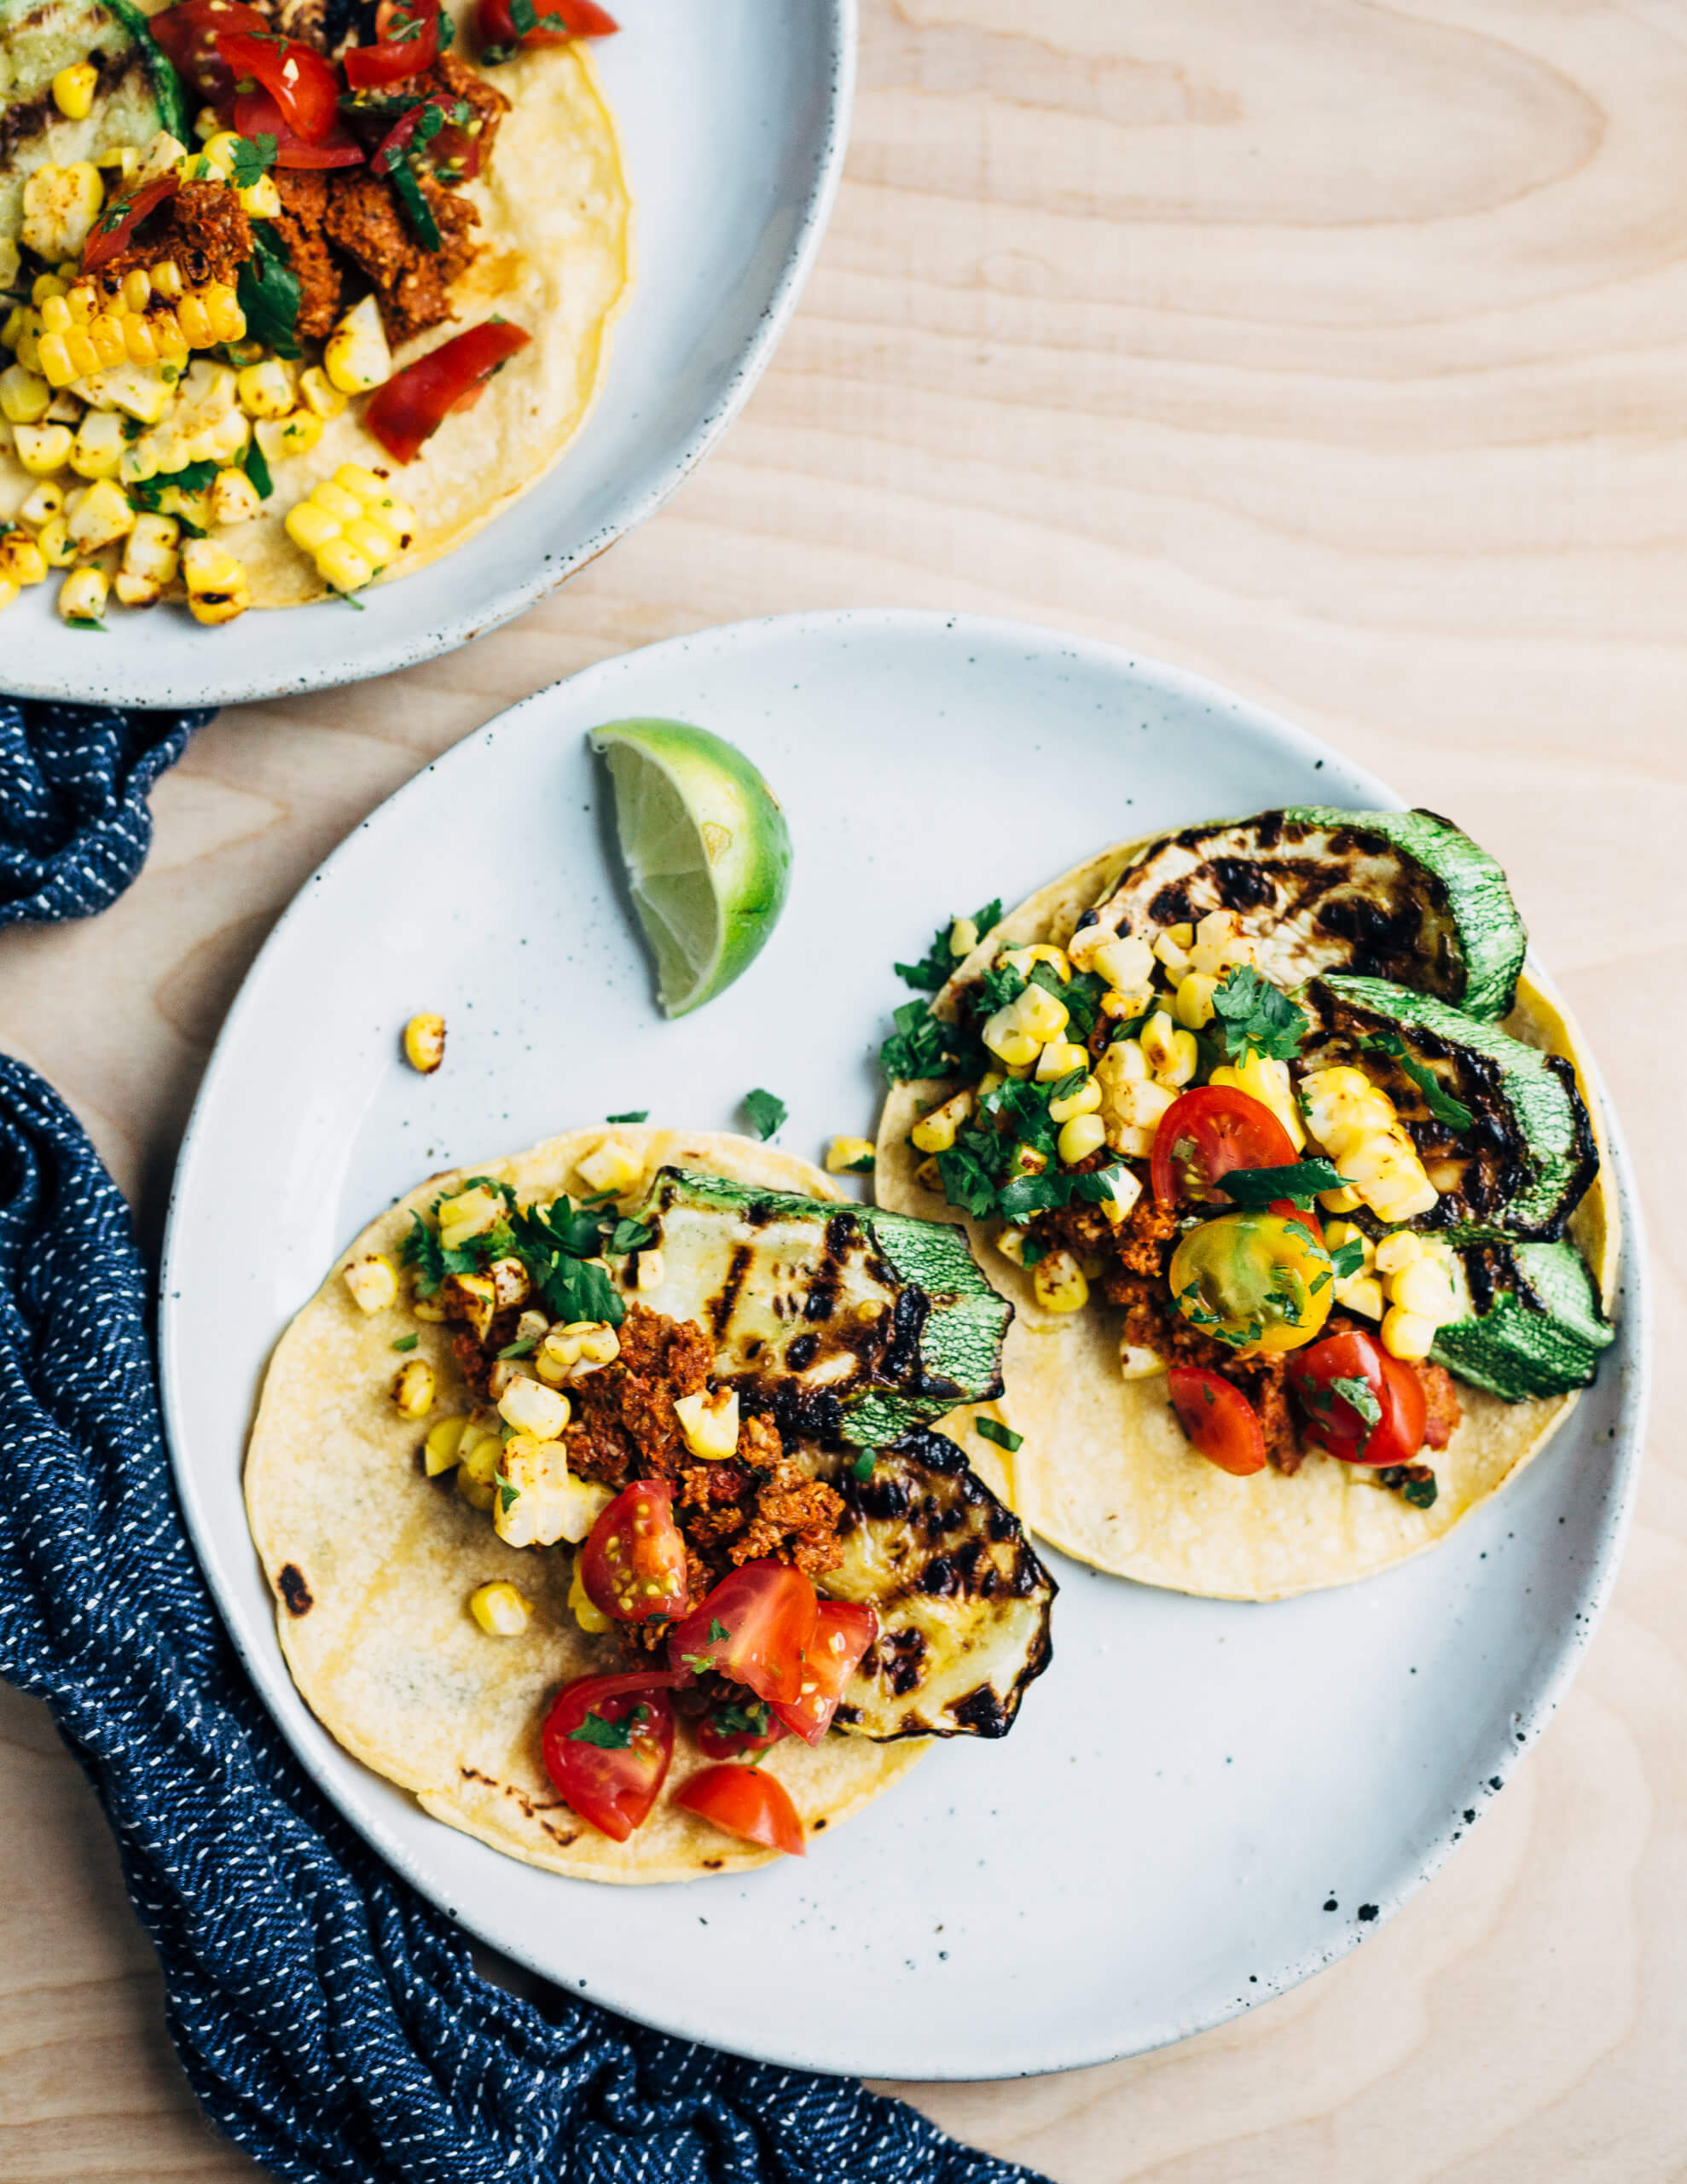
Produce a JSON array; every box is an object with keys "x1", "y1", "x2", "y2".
[
  {"x1": 1362, "y1": 1031, "x2": 1475, "y2": 1133},
  {"x1": 1377, "y1": 1464, "x2": 1439, "y2": 1508},
  {"x1": 568, "y1": 1708, "x2": 640, "y2": 1750},
  {"x1": 130, "y1": 459, "x2": 218, "y2": 520},
  {"x1": 1330, "y1": 1237, "x2": 1367, "y2": 1281},
  {"x1": 496, "y1": 1480, "x2": 518, "y2": 1514},
  {"x1": 880, "y1": 999, "x2": 970, "y2": 1083},
  {"x1": 1330, "y1": 1374, "x2": 1382, "y2": 1428},
  {"x1": 742, "y1": 1088, "x2": 787, "y2": 1141},
  {"x1": 606, "y1": 1217, "x2": 656, "y2": 1255},
  {"x1": 229, "y1": 133, "x2": 277, "y2": 189},
  {"x1": 496, "y1": 1335, "x2": 538, "y2": 1359},
  {"x1": 401, "y1": 1211, "x2": 446, "y2": 1296},
  {"x1": 708, "y1": 1618, "x2": 730, "y2": 1643},
  {"x1": 236, "y1": 223, "x2": 302, "y2": 358},
  {"x1": 391, "y1": 1333, "x2": 420, "y2": 1352},
  {"x1": 975, "y1": 959, "x2": 1027, "y2": 1014},
  {"x1": 1216, "y1": 1159, "x2": 1347, "y2": 1210},
  {"x1": 242, "y1": 435, "x2": 274, "y2": 500},
  {"x1": 1210, "y1": 965, "x2": 1309, "y2": 1062},
  {"x1": 711, "y1": 1698, "x2": 772, "y2": 1738},
  {"x1": 895, "y1": 896, "x2": 1002, "y2": 991},
  {"x1": 850, "y1": 1450, "x2": 875, "y2": 1481},
  {"x1": 975, "y1": 1417, "x2": 1023, "y2": 1454},
  {"x1": 386, "y1": 155, "x2": 442, "y2": 252},
  {"x1": 606, "y1": 1109, "x2": 648, "y2": 1124}
]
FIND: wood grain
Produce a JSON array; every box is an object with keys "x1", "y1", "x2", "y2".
[{"x1": 3, "y1": 1, "x2": 1685, "y2": 2176}]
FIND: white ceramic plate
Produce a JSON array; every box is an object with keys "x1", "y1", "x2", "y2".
[
  {"x1": 160, "y1": 611, "x2": 1649, "y2": 2081},
  {"x1": 2, "y1": 5, "x2": 852, "y2": 709}
]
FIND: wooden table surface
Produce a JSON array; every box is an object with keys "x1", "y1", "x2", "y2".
[{"x1": 3, "y1": 1, "x2": 1684, "y2": 2175}]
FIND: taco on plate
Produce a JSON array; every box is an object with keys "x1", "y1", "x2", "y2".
[
  {"x1": 246, "y1": 1126, "x2": 1054, "y2": 1881},
  {"x1": 0, "y1": 0, "x2": 629, "y2": 625},
  {"x1": 874, "y1": 809, "x2": 1619, "y2": 1601}
]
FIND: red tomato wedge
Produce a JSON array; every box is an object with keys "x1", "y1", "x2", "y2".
[
  {"x1": 772, "y1": 1600, "x2": 878, "y2": 1746},
  {"x1": 216, "y1": 30, "x2": 342, "y2": 142},
  {"x1": 344, "y1": 0, "x2": 440, "y2": 89},
  {"x1": 1151, "y1": 1085, "x2": 1298, "y2": 1209},
  {"x1": 666, "y1": 1561, "x2": 819, "y2": 1709},
  {"x1": 675, "y1": 1765, "x2": 805, "y2": 1858},
  {"x1": 148, "y1": 0, "x2": 269, "y2": 102},
  {"x1": 540, "y1": 1670, "x2": 681, "y2": 1843},
  {"x1": 82, "y1": 174, "x2": 179, "y2": 272},
  {"x1": 235, "y1": 86, "x2": 365, "y2": 168},
  {"x1": 579, "y1": 1481, "x2": 689, "y2": 1623},
  {"x1": 695, "y1": 1698, "x2": 788, "y2": 1761},
  {"x1": 1288, "y1": 1328, "x2": 1427, "y2": 1467},
  {"x1": 365, "y1": 319, "x2": 532, "y2": 463},
  {"x1": 1168, "y1": 1365, "x2": 1268, "y2": 1477},
  {"x1": 474, "y1": 0, "x2": 617, "y2": 56}
]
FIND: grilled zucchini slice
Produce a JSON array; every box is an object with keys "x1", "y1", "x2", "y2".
[
  {"x1": 1431, "y1": 1238, "x2": 1615, "y2": 1400},
  {"x1": 1083, "y1": 807, "x2": 1525, "y2": 1021},
  {"x1": 1300, "y1": 976, "x2": 1598, "y2": 1241}
]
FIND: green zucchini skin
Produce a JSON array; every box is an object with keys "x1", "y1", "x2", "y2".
[
  {"x1": 1085, "y1": 806, "x2": 1526, "y2": 1021},
  {"x1": 1303, "y1": 975, "x2": 1598, "y2": 1242},
  {"x1": 1432, "y1": 1239, "x2": 1615, "y2": 1399}
]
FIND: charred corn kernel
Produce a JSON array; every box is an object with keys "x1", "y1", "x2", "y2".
[
  {"x1": 1048, "y1": 1073, "x2": 1102, "y2": 1125},
  {"x1": 324, "y1": 293, "x2": 393, "y2": 393},
  {"x1": 298, "y1": 364, "x2": 346, "y2": 421},
  {"x1": 488, "y1": 1255, "x2": 531, "y2": 1314},
  {"x1": 391, "y1": 1358, "x2": 436, "y2": 1417},
  {"x1": 121, "y1": 268, "x2": 152, "y2": 311},
  {"x1": 1152, "y1": 932, "x2": 1191, "y2": 981},
  {"x1": 468, "y1": 1581, "x2": 530, "y2": 1636},
  {"x1": 237, "y1": 172, "x2": 281, "y2": 218},
  {"x1": 1101, "y1": 1073, "x2": 1176, "y2": 1158},
  {"x1": 633, "y1": 1248, "x2": 664, "y2": 1292},
  {"x1": 1139, "y1": 1010, "x2": 1182, "y2": 1077},
  {"x1": 1098, "y1": 1165, "x2": 1144, "y2": 1225},
  {"x1": 43, "y1": 389, "x2": 79, "y2": 423},
  {"x1": 209, "y1": 465, "x2": 260, "y2": 526},
  {"x1": 1120, "y1": 1340, "x2": 1164, "y2": 1379},
  {"x1": 84, "y1": 316, "x2": 129, "y2": 369},
  {"x1": 19, "y1": 481, "x2": 64, "y2": 526},
  {"x1": 995, "y1": 1225, "x2": 1028, "y2": 1266},
  {"x1": 825, "y1": 1135, "x2": 875, "y2": 1174},
  {"x1": 913, "y1": 1155, "x2": 942, "y2": 1191},
  {"x1": 1209, "y1": 1049, "x2": 1306, "y2": 1151},
  {"x1": 440, "y1": 1270, "x2": 496, "y2": 1339},
  {"x1": 50, "y1": 61, "x2": 98, "y2": 118},
  {"x1": 1091, "y1": 935, "x2": 1154, "y2": 991},
  {"x1": 570, "y1": 1552, "x2": 612, "y2": 1633},
  {"x1": 911, "y1": 1087, "x2": 973, "y2": 1153},
  {"x1": 577, "y1": 1136, "x2": 643, "y2": 1196},
  {"x1": 1035, "y1": 1039, "x2": 1088, "y2": 1083},
  {"x1": 69, "y1": 410, "x2": 125, "y2": 478},
  {"x1": 1058, "y1": 1111, "x2": 1109, "y2": 1165},
  {"x1": 1009, "y1": 1142, "x2": 1048, "y2": 1178},
  {"x1": 343, "y1": 1253, "x2": 398, "y2": 1313},
  {"x1": 0, "y1": 365, "x2": 52, "y2": 424},
  {"x1": 36, "y1": 515, "x2": 74, "y2": 566},
  {"x1": 114, "y1": 511, "x2": 180, "y2": 606},
  {"x1": 410, "y1": 1287, "x2": 448, "y2": 1323},
  {"x1": 135, "y1": 131, "x2": 189, "y2": 185},
  {"x1": 11, "y1": 420, "x2": 71, "y2": 475},
  {"x1": 21, "y1": 162, "x2": 103, "y2": 261},
  {"x1": 1381, "y1": 1306, "x2": 1435, "y2": 1362},
  {"x1": 513, "y1": 1308, "x2": 548, "y2": 1348},
  {"x1": 66, "y1": 477, "x2": 133, "y2": 553},
  {"x1": 0, "y1": 529, "x2": 46, "y2": 585},
  {"x1": 1099, "y1": 1036, "x2": 1149, "y2": 1085},
  {"x1": 57, "y1": 563, "x2": 107, "y2": 622},
  {"x1": 317, "y1": 536, "x2": 373, "y2": 592},
  {"x1": 238, "y1": 359, "x2": 294, "y2": 419},
  {"x1": 497, "y1": 1376, "x2": 571, "y2": 1439},
  {"x1": 674, "y1": 1387, "x2": 739, "y2": 1461},
  {"x1": 255, "y1": 409, "x2": 322, "y2": 464},
  {"x1": 180, "y1": 534, "x2": 250, "y2": 623},
  {"x1": 948, "y1": 913, "x2": 979, "y2": 958},
  {"x1": 436, "y1": 1184, "x2": 501, "y2": 1250},
  {"x1": 1174, "y1": 971, "x2": 1219, "y2": 1029},
  {"x1": 1033, "y1": 1250, "x2": 1089, "y2": 1313},
  {"x1": 403, "y1": 1012, "x2": 446, "y2": 1072},
  {"x1": 1003, "y1": 942, "x2": 1072, "y2": 983},
  {"x1": 151, "y1": 258, "x2": 183, "y2": 300}
]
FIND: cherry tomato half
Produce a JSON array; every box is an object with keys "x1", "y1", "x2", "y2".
[
  {"x1": 473, "y1": 0, "x2": 617, "y2": 58},
  {"x1": 344, "y1": 0, "x2": 440, "y2": 90},
  {"x1": 772, "y1": 1600, "x2": 878, "y2": 1746},
  {"x1": 1168, "y1": 1365, "x2": 1267, "y2": 1476},
  {"x1": 695, "y1": 1695, "x2": 788, "y2": 1761},
  {"x1": 1288, "y1": 1328, "x2": 1427, "y2": 1467},
  {"x1": 234, "y1": 85, "x2": 365, "y2": 167},
  {"x1": 540, "y1": 1670, "x2": 681, "y2": 1843},
  {"x1": 580, "y1": 1480, "x2": 689, "y2": 1623},
  {"x1": 365, "y1": 318, "x2": 532, "y2": 463},
  {"x1": 215, "y1": 29, "x2": 342, "y2": 142},
  {"x1": 82, "y1": 173, "x2": 179, "y2": 272},
  {"x1": 148, "y1": 0, "x2": 270, "y2": 102},
  {"x1": 674, "y1": 1764, "x2": 805, "y2": 1858},
  {"x1": 1168, "y1": 1208, "x2": 1334, "y2": 1356},
  {"x1": 666, "y1": 1560, "x2": 819, "y2": 1709},
  {"x1": 1151, "y1": 1085, "x2": 1298, "y2": 1210}
]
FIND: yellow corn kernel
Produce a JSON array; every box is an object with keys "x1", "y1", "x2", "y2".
[
  {"x1": 324, "y1": 293, "x2": 393, "y2": 393},
  {"x1": 11, "y1": 311, "x2": 43, "y2": 375},
  {"x1": 50, "y1": 61, "x2": 98, "y2": 118},
  {"x1": 1381, "y1": 1306, "x2": 1436, "y2": 1362},
  {"x1": 38, "y1": 292, "x2": 72, "y2": 333},
  {"x1": 283, "y1": 498, "x2": 341, "y2": 556},
  {"x1": 57, "y1": 563, "x2": 108, "y2": 623},
  {"x1": 1098, "y1": 1165, "x2": 1144, "y2": 1225},
  {"x1": 673, "y1": 1387, "x2": 740, "y2": 1461},
  {"x1": 176, "y1": 293, "x2": 213, "y2": 347},
  {"x1": 825, "y1": 1136, "x2": 875, "y2": 1174},
  {"x1": 19, "y1": 480, "x2": 64, "y2": 527},
  {"x1": 21, "y1": 162, "x2": 103, "y2": 262},
  {"x1": 62, "y1": 285, "x2": 95, "y2": 323},
  {"x1": 911, "y1": 1087, "x2": 973, "y2": 1153},
  {"x1": 468, "y1": 1582, "x2": 531, "y2": 1638},
  {"x1": 994, "y1": 1226, "x2": 1028, "y2": 1266},
  {"x1": 1048, "y1": 1074, "x2": 1102, "y2": 1127},
  {"x1": 238, "y1": 173, "x2": 282, "y2": 219},
  {"x1": 1209, "y1": 1050, "x2": 1306, "y2": 1151},
  {"x1": 36, "y1": 515, "x2": 75, "y2": 567},
  {"x1": 66, "y1": 477, "x2": 134, "y2": 555},
  {"x1": 69, "y1": 410, "x2": 125, "y2": 479},
  {"x1": 205, "y1": 282, "x2": 244, "y2": 340},
  {"x1": 342, "y1": 1253, "x2": 398, "y2": 1314},
  {"x1": 255, "y1": 409, "x2": 322, "y2": 463},
  {"x1": 121, "y1": 268, "x2": 153, "y2": 313},
  {"x1": 340, "y1": 514, "x2": 397, "y2": 566},
  {"x1": 1002, "y1": 943, "x2": 1072, "y2": 983},
  {"x1": 208, "y1": 466, "x2": 260, "y2": 527},
  {"x1": 983, "y1": 1024, "x2": 1039, "y2": 1070},
  {"x1": 198, "y1": 131, "x2": 243, "y2": 176},
  {"x1": 84, "y1": 316, "x2": 128, "y2": 369},
  {"x1": 0, "y1": 528, "x2": 47, "y2": 586},
  {"x1": 1152, "y1": 931, "x2": 1191, "y2": 981},
  {"x1": 1017, "y1": 980, "x2": 1070, "y2": 1043},
  {"x1": 402, "y1": 1012, "x2": 446, "y2": 1073},
  {"x1": 1340, "y1": 1275, "x2": 1385, "y2": 1321},
  {"x1": 150, "y1": 259, "x2": 183, "y2": 300},
  {"x1": 1120, "y1": 1339, "x2": 1165, "y2": 1380},
  {"x1": 237, "y1": 358, "x2": 294, "y2": 419},
  {"x1": 1032, "y1": 1250, "x2": 1089, "y2": 1314},
  {"x1": 948, "y1": 914, "x2": 979, "y2": 960},
  {"x1": 122, "y1": 316, "x2": 159, "y2": 367},
  {"x1": 570, "y1": 1553, "x2": 612, "y2": 1634},
  {"x1": 422, "y1": 1415, "x2": 467, "y2": 1476},
  {"x1": 1098, "y1": 1036, "x2": 1149, "y2": 1085},
  {"x1": 391, "y1": 1358, "x2": 436, "y2": 1418},
  {"x1": 577, "y1": 1136, "x2": 643, "y2": 1196},
  {"x1": 436, "y1": 1186, "x2": 501, "y2": 1252},
  {"x1": 113, "y1": 511, "x2": 181, "y2": 607},
  {"x1": 0, "y1": 364, "x2": 52, "y2": 424},
  {"x1": 298, "y1": 363, "x2": 347, "y2": 421},
  {"x1": 2, "y1": 302, "x2": 26, "y2": 351},
  {"x1": 1058, "y1": 1112, "x2": 1108, "y2": 1166},
  {"x1": 12, "y1": 421, "x2": 72, "y2": 475},
  {"x1": 1030, "y1": 1040, "x2": 1084, "y2": 1083},
  {"x1": 317, "y1": 536, "x2": 373, "y2": 593},
  {"x1": 1090, "y1": 935, "x2": 1155, "y2": 992},
  {"x1": 180, "y1": 534, "x2": 250, "y2": 624},
  {"x1": 1388, "y1": 1253, "x2": 1455, "y2": 1322},
  {"x1": 1174, "y1": 972, "x2": 1218, "y2": 1030},
  {"x1": 496, "y1": 1375, "x2": 571, "y2": 1439},
  {"x1": 1139, "y1": 1009, "x2": 1181, "y2": 1077}
]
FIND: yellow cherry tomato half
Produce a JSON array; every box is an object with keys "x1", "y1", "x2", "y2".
[{"x1": 1168, "y1": 1209, "x2": 1334, "y2": 1357}]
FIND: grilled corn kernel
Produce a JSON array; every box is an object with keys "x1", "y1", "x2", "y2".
[
  {"x1": 1047, "y1": 1074, "x2": 1101, "y2": 1125},
  {"x1": 21, "y1": 162, "x2": 103, "y2": 262},
  {"x1": 1381, "y1": 1305, "x2": 1436, "y2": 1362},
  {"x1": 1002, "y1": 943, "x2": 1072, "y2": 983},
  {"x1": 180, "y1": 534, "x2": 250, "y2": 623},
  {"x1": 324, "y1": 293, "x2": 393, "y2": 393},
  {"x1": 208, "y1": 465, "x2": 260, "y2": 526},
  {"x1": 635, "y1": 1248, "x2": 664, "y2": 1292},
  {"x1": 1173, "y1": 972, "x2": 1218, "y2": 1030},
  {"x1": 468, "y1": 1581, "x2": 530, "y2": 1637},
  {"x1": 236, "y1": 171, "x2": 282, "y2": 218},
  {"x1": 50, "y1": 61, "x2": 98, "y2": 118},
  {"x1": 497, "y1": 1376, "x2": 570, "y2": 1439},
  {"x1": 1341, "y1": 1275, "x2": 1386, "y2": 1320},
  {"x1": 825, "y1": 1135, "x2": 875, "y2": 1174},
  {"x1": 570, "y1": 1552, "x2": 612, "y2": 1634},
  {"x1": 1058, "y1": 1112, "x2": 1109, "y2": 1166},
  {"x1": 0, "y1": 365, "x2": 52, "y2": 424},
  {"x1": 1152, "y1": 932, "x2": 1191, "y2": 981},
  {"x1": 1209, "y1": 1050, "x2": 1306, "y2": 1151},
  {"x1": 441, "y1": 1270, "x2": 496, "y2": 1340},
  {"x1": 38, "y1": 290, "x2": 72, "y2": 329},
  {"x1": 1099, "y1": 1036, "x2": 1149, "y2": 1085},
  {"x1": 316, "y1": 536, "x2": 373, "y2": 592},
  {"x1": 56, "y1": 563, "x2": 107, "y2": 622},
  {"x1": 112, "y1": 511, "x2": 180, "y2": 607},
  {"x1": 911, "y1": 1087, "x2": 973, "y2": 1153},
  {"x1": 1120, "y1": 1339, "x2": 1164, "y2": 1380},
  {"x1": 437, "y1": 1185, "x2": 501, "y2": 1250},
  {"x1": 237, "y1": 358, "x2": 294, "y2": 419},
  {"x1": 402, "y1": 1012, "x2": 446, "y2": 1073},
  {"x1": 1032, "y1": 1250, "x2": 1089, "y2": 1313},
  {"x1": 1090, "y1": 935, "x2": 1154, "y2": 992},
  {"x1": 343, "y1": 1253, "x2": 398, "y2": 1314},
  {"x1": 577, "y1": 1136, "x2": 643, "y2": 1196},
  {"x1": 1099, "y1": 1072, "x2": 1175, "y2": 1158},
  {"x1": 69, "y1": 409, "x2": 125, "y2": 479},
  {"x1": 983, "y1": 1025, "x2": 1039, "y2": 1069},
  {"x1": 1035, "y1": 1040, "x2": 1088, "y2": 1083},
  {"x1": 0, "y1": 528, "x2": 47, "y2": 586},
  {"x1": 995, "y1": 1225, "x2": 1028, "y2": 1265},
  {"x1": 298, "y1": 364, "x2": 347, "y2": 420},
  {"x1": 1097, "y1": 1165, "x2": 1144, "y2": 1225},
  {"x1": 1388, "y1": 1252, "x2": 1455, "y2": 1322},
  {"x1": 36, "y1": 515, "x2": 74, "y2": 566},
  {"x1": 255, "y1": 409, "x2": 322, "y2": 464},
  {"x1": 674, "y1": 1386, "x2": 739, "y2": 1461},
  {"x1": 1372, "y1": 1230, "x2": 1421, "y2": 1275},
  {"x1": 948, "y1": 914, "x2": 979, "y2": 959},
  {"x1": 391, "y1": 1358, "x2": 436, "y2": 1418},
  {"x1": 19, "y1": 481, "x2": 64, "y2": 527},
  {"x1": 497, "y1": 1438, "x2": 609, "y2": 1548}
]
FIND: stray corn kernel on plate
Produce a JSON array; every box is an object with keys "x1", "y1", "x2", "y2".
[{"x1": 160, "y1": 613, "x2": 1645, "y2": 2078}]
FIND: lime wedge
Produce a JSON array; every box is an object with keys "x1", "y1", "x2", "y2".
[{"x1": 590, "y1": 718, "x2": 793, "y2": 1018}]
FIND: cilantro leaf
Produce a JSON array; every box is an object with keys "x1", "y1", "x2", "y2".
[
  {"x1": 708, "y1": 1618, "x2": 730, "y2": 1642},
  {"x1": 391, "y1": 1333, "x2": 420, "y2": 1352},
  {"x1": 742, "y1": 1089, "x2": 787, "y2": 1141},
  {"x1": 1216, "y1": 1159, "x2": 1346, "y2": 1210},
  {"x1": 1330, "y1": 1374, "x2": 1382, "y2": 1428},
  {"x1": 1362, "y1": 1032, "x2": 1475, "y2": 1133},
  {"x1": 237, "y1": 223, "x2": 302, "y2": 358},
  {"x1": 895, "y1": 896, "x2": 1003, "y2": 990},
  {"x1": 1330, "y1": 1238, "x2": 1367, "y2": 1281},
  {"x1": 606, "y1": 1109, "x2": 648, "y2": 1123},
  {"x1": 229, "y1": 133, "x2": 277, "y2": 189},
  {"x1": 1210, "y1": 965, "x2": 1309, "y2": 1062},
  {"x1": 496, "y1": 1480, "x2": 518, "y2": 1513},
  {"x1": 850, "y1": 1450, "x2": 875, "y2": 1481},
  {"x1": 975, "y1": 1416, "x2": 1023, "y2": 1453},
  {"x1": 400, "y1": 1211, "x2": 446, "y2": 1296},
  {"x1": 880, "y1": 998, "x2": 970, "y2": 1083},
  {"x1": 496, "y1": 1335, "x2": 538, "y2": 1359},
  {"x1": 568, "y1": 1710, "x2": 636, "y2": 1750},
  {"x1": 1377, "y1": 1463, "x2": 1439, "y2": 1508},
  {"x1": 606, "y1": 1217, "x2": 655, "y2": 1255},
  {"x1": 242, "y1": 435, "x2": 274, "y2": 500},
  {"x1": 975, "y1": 960, "x2": 1027, "y2": 1014}
]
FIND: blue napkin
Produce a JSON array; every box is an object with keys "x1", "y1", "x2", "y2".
[{"x1": 0, "y1": 697, "x2": 1048, "y2": 2183}]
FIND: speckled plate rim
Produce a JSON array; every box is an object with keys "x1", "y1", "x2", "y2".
[{"x1": 157, "y1": 610, "x2": 1652, "y2": 2079}]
